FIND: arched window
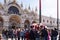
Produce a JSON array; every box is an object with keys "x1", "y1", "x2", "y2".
[
  {"x1": 8, "y1": 6, "x2": 19, "y2": 14},
  {"x1": 43, "y1": 19, "x2": 45, "y2": 22},
  {"x1": 47, "y1": 20, "x2": 49, "y2": 23}
]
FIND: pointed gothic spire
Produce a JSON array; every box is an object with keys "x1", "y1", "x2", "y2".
[
  {"x1": 4, "y1": 0, "x2": 6, "y2": 4},
  {"x1": 28, "y1": 5, "x2": 30, "y2": 10},
  {"x1": 35, "y1": 7, "x2": 37, "y2": 11},
  {"x1": 21, "y1": 2, "x2": 23, "y2": 7}
]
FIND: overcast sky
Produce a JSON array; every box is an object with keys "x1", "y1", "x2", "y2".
[
  {"x1": 0, "y1": 0, "x2": 39, "y2": 12},
  {"x1": 41, "y1": 0, "x2": 57, "y2": 18}
]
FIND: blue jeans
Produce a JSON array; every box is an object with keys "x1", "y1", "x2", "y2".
[
  {"x1": 53, "y1": 37, "x2": 57, "y2": 40},
  {"x1": 36, "y1": 38, "x2": 40, "y2": 40},
  {"x1": 43, "y1": 37, "x2": 48, "y2": 40}
]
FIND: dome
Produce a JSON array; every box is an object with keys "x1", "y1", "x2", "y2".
[
  {"x1": 24, "y1": 8, "x2": 29, "y2": 13},
  {"x1": 30, "y1": 10, "x2": 35, "y2": 15}
]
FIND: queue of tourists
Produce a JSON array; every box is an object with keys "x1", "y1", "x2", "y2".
[{"x1": 1, "y1": 23, "x2": 59, "y2": 40}]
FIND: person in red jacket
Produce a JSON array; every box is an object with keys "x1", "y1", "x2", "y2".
[{"x1": 25, "y1": 30, "x2": 30, "y2": 40}]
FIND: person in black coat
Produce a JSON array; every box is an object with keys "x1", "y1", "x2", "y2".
[
  {"x1": 35, "y1": 30, "x2": 40, "y2": 40},
  {"x1": 51, "y1": 28, "x2": 58, "y2": 40},
  {"x1": 59, "y1": 33, "x2": 60, "y2": 40},
  {"x1": 29, "y1": 29, "x2": 35, "y2": 40},
  {"x1": 41, "y1": 28, "x2": 48, "y2": 40},
  {"x1": 5, "y1": 30, "x2": 8, "y2": 40},
  {"x1": 51, "y1": 29, "x2": 54, "y2": 40},
  {"x1": 8, "y1": 29, "x2": 14, "y2": 40},
  {"x1": 17, "y1": 29, "x2": 20, "y2": 40}
]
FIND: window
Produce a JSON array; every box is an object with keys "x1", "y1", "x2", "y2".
[
  {"x1": 8, "y1": 6, "x2": 19, "y2": 14},
  {"x1": 50, "y1": 21, "x2": 52, "y2": 24},
  {"x1": 53, "y1": 21, "x2": 55, "y2": 23},
  {"x1": 25, "y1": 15, "x2": 26, "y2": 17},
  {"x1": 47, "y1": 20, "x2": 49, "y2": 23},
  {"x1": 32, "y1": 17, "x2": 33, "y2": 19},
  {"x1": 43, "y1": 19, "x2": 45, "y2": 22}
]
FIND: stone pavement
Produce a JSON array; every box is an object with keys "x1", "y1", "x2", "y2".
[
  {"x1": 0, "y1": 34, "x2": 59, "y2": 40},
  {"x1": 1, "y1": 38, "x2": 23, "y2": 40},
  {"x1": 1, "y1": 38, "x2": 59, "y2": 40}
]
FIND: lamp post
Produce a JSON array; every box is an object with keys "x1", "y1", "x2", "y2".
[
  {"x1": 57, "y1": 0, "x2": 59, "y2": 30},
  {"x1": 39, "y1": 0, "x2": 41, "y2": 23}
]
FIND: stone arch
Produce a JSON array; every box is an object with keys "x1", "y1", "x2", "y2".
[
  {"x1": 32, "y1": 21, "x2": 37, "y2": 24},
  {"x1": 24, "y1": 20, "x2": 30, "y2": 28},
  {"x1": 8, "y1": 6, "x2": 19, "y2": 14},
  {"x1": 7, "y1": 3, "x2": 21, "y2": 14},
  {"x1": 8, "y1": 3, "x2": 20, "y2": 8},
  {"x1": 9, "y1": 15, "x2": 20, "y2": 29}
]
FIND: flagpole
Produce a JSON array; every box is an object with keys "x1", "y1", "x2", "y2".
[
  {"x1": 39, "y1": 0, "x2": 41, "y2": 23},
  {"x1": 57, "y1": 0, "x2": 59, "y2": 30}
]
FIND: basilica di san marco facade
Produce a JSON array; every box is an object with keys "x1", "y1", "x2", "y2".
[{"x1": 0, "y1": 0, "x2": 39, "y2": 32}]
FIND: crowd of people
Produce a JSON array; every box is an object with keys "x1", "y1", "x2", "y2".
[{"x1": 1, "y1": 23, "x2": 59, "y2": 40}]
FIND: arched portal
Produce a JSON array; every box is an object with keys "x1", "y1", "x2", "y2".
[
  {"x1": 24, "y1": 20, "x2": 30, "y2": 28},
  {"x1": 0, "y1": 17, "x2": 3, "y2": 27},
  {"x1": 0, "y1": 16, "x2": 4, "y2": 33},
  {"x1": 9, "y1": 15, "x2": 20, "y2": 29}
]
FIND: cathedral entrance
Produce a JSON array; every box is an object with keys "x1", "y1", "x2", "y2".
[
  {"x1": 24, "y1": 20, "x2": 30, "y2": 29},
  {"x1": 0, "y1": 17, "x2": 3, "y2": 33},
  {"x1": 9, "y1": 15, "x2": 20, "y2": 29}
]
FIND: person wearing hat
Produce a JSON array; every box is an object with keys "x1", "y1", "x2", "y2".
[{"x1": 40, "y1": 26, "x2": 48, "y2": 40}]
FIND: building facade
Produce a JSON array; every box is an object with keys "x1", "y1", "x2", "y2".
[
  {"x1": 41, "y1": 15, "x2": 60, "y2": 30},
  {"x1": 0, "y1": 0, "x2": 38, "y2": 31},
  {"x1": 0, "y1": 0, "x2": 60, "y2": 31}
]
